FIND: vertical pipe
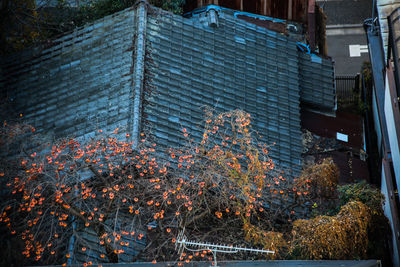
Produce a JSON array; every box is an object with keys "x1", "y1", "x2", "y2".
[
  {"x1": 263, "y1": 0, "x2": 267, "y2": 15},
  {"x1": 288, "y1": 0, "x2": 293, "y2": 20},
  {"x1": 372, "y1": 0, "x2": 376, "y2": 20},
  {"x1": 308, "y1": 0, "x2": 316, "y2": 52},
  {"x1": 132, "y1": 0, "x2": 147, "y2": 149}
]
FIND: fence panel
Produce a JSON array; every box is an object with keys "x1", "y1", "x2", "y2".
[{"x1": 336, "y1": 75, "x2": 359, "y2": 104}]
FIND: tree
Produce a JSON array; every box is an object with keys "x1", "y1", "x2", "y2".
[
  {"x1": 0, "y1": 0, "x2": 186, "y2": 55},
  {"x1": 1, "y1": 109, "x2": 390, "y2": 265},
  {"x1": 0, "y1": 0, "x2": 44, "y2": 54},
  {"x1": 0, "y1": 109, "x2": 310, "y2": 265}
]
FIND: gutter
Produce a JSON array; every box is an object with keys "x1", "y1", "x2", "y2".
[{"x1": 132, "y1": 0, "x2": 147, "y2": 149}]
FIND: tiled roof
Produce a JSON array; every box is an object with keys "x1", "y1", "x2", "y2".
[
  {"x1": 73, "y1": 221, "x2": 146, "y2": 264},
  {"x1": 1, "y1": 7, "x2": 136, "y2": 141},
  {"x1": 298, "y1": 52, "x2": 336, "y2": 111},
  {"x1": 0, "y1": 3, "x2": 336, "y2": 176},
  {"x1": 144, "y1": 8, "x2": 303, "y2": 172},
  {"x1": 0, "y1": 2, "x2": 336, "y2": 263}
]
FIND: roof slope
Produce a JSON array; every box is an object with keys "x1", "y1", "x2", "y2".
[
  {"x1": 1, "y1": 7, "x2": 136, "y2": 141},
  {"x1": 0, "y1": 2, "x2": 336, "y2": 263},
  {"x1": 144, "y1": 7, "x2": 303, "y2": 172},
  {"x1": 298, "y1": 53, "x2": 336, "y2": 111},
  {"x1": 0, "y1": 3, "x2": 335, "y2": 174}
]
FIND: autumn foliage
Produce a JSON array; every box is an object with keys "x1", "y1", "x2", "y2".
[
  {"x1": 291, "y1": 201, "x2": 370, "y2": 259},
  {"x1": 296, "y1": 158, "x2": 339, "y2": 199},
  {"x1": 0, "y1": 109, "x2": 389, "y2": 265}
]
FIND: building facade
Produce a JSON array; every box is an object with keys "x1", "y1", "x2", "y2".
[{"x1": 364, "y1": 1, "x2": 400, "y2": 265}]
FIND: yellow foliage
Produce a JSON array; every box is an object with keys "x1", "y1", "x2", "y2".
[
  {"x1": 243, "y1": 222, "x2": 287, "y2": 258},
  {"x1": 199, "y1": 109, "x2": 283, "y2": 256},
  {"x1": 291, "y1": 201, "x2": 370, "y2": 259},
  {"x1": 297, "y1": 158, "x2": 339, "y2": 198}
]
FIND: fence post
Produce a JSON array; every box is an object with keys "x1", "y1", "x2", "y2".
[{"x1": 355, "y1": 73, "x2": 360, "y2": 94}]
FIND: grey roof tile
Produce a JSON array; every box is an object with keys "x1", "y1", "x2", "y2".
[
  {"x1": 298, "y1": 53, "x2": 336, "y2": 111},
  {"x1": 1, "y1": 8, "x2": 136, "y2": 140},
  {"x1": 143, "y1": 8, "x2": 304, "y2": 173},
  {"x1": 0, "y1": 3, "x2": 335, "y2": 182}
]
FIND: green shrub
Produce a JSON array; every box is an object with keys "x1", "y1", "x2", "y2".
[{"x1": 338, "y1": 180, "x2": 383, "y2": 210}]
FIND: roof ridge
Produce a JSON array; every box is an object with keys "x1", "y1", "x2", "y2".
[{"x1": 131, "y1": 1, "x2": 148, "y2": 148}]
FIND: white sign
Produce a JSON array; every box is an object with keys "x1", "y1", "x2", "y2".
[
  {"x1": 336, "y1": 132, "x2": 348, "y2": 142},
  {"x1": 349, "y1": 44, "x2": 369, "y2": 57}
]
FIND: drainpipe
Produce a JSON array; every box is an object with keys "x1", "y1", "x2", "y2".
[
  {"x1": 308, "y1": 0, "x2": 316, "y2": 52},
  {"x1": 372, "y1": 0, "x2": 376, "y2": 21},
  {"x1": 132, "y1": 0, "x2": 147, "y2": 149},
  {"x1": 288, "y1": 0, "x2": 293, "y2": 20}
]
